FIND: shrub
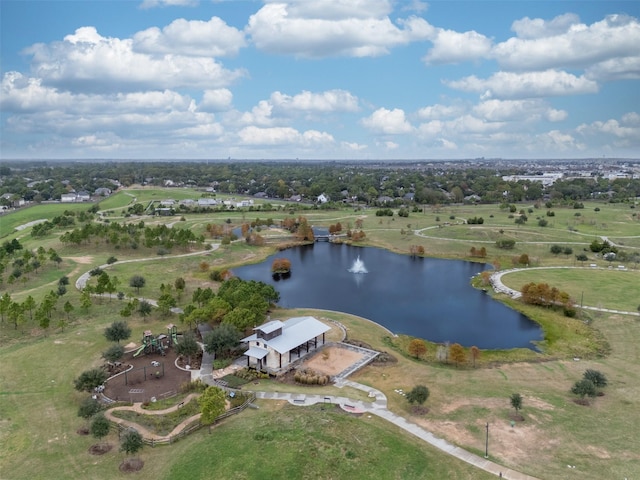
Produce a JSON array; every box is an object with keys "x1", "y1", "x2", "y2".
[{"x1": 496, "y1": 239, "x2": 516, "y2": 249}]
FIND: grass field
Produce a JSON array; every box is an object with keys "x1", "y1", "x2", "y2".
[{"x1": 1, "y1": 190, "x2": 640, "y2": 479}]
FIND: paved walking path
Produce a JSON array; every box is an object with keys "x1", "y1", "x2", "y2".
[
  {"x1": 248, "y1": 379, "x2": 540, "y2": 480},
  {"x1": 104, "y1": 393, "x2": 202, "y2": 441}
]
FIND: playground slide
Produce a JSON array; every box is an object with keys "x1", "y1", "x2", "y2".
[
  {"x1": 132, "y1": 344, "x2": 146, "y2": 357},
  {"x1": 171, "y1": 332, "x2": 178, "y2": 346}
]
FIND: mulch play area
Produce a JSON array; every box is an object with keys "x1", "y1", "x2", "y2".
[{"x1": 103, "y1": 347, "x2": 191, "y2": 403}]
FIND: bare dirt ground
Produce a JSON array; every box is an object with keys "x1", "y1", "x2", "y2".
[
  {"x1": 413, "y1": 395, "x2": 556, "y2": 467},
  {"x1": 104, "y1": 347, "x2": 190, "y2": 403},
  {"x1": 67, "y1": 256, "x2": 94, "y2": 264},
  {"x1": 302, "y1": 346, "x2": 365, "y2": 376}
]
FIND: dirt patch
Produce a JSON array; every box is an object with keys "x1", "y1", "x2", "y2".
[
  {"x1": 103, "y1": 347, "x2": 191, "y2": 403},
  {"x1": 88, "y1": 443, "x2": 113, "y2": 455},
  {"x1": 67, "y1": 256, "x2": 94, "y2": 264},
  {"x1": 76, "y1": 427, "x2": 89, "y2": 435},
  {"x1": 303, "y1": 346, "x2": 365, "y2": 376},
  {"x1": 119, "y1": 458, "x2": 144, "y2": 473}
]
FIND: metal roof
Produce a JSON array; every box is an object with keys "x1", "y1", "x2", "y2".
[
  {"x1": 244, "y1": 346, "x2": 269, "y2": 359},
  {"x1": 242, "y1": 316, "x2": 330, "y2": 355},
  {"x1": 255, "y1": 319, "x2": 284, "y2": 334}
]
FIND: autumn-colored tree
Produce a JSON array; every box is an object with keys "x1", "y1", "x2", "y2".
[
  {"x1": 272, "y1": 258, "x2": 292, "y2": 274},
  {"x1": 449, "y1": 343, "x2": 466, "y2": 367},
  {"x1": 199, "y1": 261, "x2": 210, "y2": 272},
  {"x1": 470, "y1": 345, "x2": 480, "y2": 367},
  {"x1": 355, "y1": 218, "x2": 363, "y2": 229},
  {"x1": 408, "y1": 338, "x2": 427, "y2": 359},
  {"x1": 409, "y1": 245, "x2": 425, "y2": 257}
]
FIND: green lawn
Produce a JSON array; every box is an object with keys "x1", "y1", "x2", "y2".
[
  {"x1": 2, "y1": 191, "x2": 640, "y2": 479},
  {"x1": 501, "y1": 267, "x2": 640, "y2": 312}
]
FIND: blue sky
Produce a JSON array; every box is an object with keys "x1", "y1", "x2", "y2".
[{"x1": 1, "y1": 0, "x2": 639, "y2": 160}]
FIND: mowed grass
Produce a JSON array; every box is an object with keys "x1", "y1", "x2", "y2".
[
  {"x1": 501, "y1": 267, "x2": 640, "y2": 312},
  {"x1": 2, "y1": 191, "x2": 640, "y2": 479},
  {"x1": 164, "y1": 402, "x2": 494, "y2": 480}
]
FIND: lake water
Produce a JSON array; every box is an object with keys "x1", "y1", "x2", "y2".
[{"x1": 232, "y1": 242, "x2": 542, "y2": 350}]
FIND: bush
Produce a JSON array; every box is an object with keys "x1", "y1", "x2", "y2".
[{"x1": 496, "y1": 239, "x2": 516, "y2": 249}]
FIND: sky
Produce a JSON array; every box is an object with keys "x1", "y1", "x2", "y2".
[{"x1": 1, "y1": 0, "x2": 639, "y2": 161}]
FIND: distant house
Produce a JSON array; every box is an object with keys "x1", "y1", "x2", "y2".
[
  {"x1": 317, "y1": 193, "x2": 329, "y2": 204},
  {"x1": 241, "y1": 316, "x2": 331, "y2": 372},
  {"x1": 198, "y1": 198, "x2": 218, "y2": 207},
  {"x1": 77, "y1": 191, "x2": 91, "y2": 202},
  {"x1": 61, "y1": 193, "x2": 77, "y2": 202},
  {"x1": 94, "y1": 187, "x2": 112, "y2": 197}
]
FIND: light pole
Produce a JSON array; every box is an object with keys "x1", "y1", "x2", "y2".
[{"x1": 485, "y1": 422, "x2": 489, "y2": 458}]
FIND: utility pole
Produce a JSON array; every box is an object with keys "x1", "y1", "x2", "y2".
[{"x1": 485, "y1": 422, "x2": 489, "y2": 458}]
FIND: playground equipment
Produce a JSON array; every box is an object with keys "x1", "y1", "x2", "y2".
[
  {"x1": 167, "y1": 324, "x2": 179, "y2": 346},
  {"x1": 133, "y1": 330, "x2": 167, "y2": 357}
]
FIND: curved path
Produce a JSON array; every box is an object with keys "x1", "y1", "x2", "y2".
[
  {"x1": 104, "y1": 393, "x2": 202, "y2": 441},
  {"x1": 490, "y1": 266, "x2": 640, "y2": 317}
]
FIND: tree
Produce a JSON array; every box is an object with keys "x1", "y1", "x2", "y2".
[
  {"x1": 90, "y1": 413, "x2": 111, "y2": 446},
  {"x1": 175, "y1": 331, "x2": 200, "y2": 365},
  {"x1": 199, "y1": 386, "x2": 227, "y2": 424},
  {"x1": 129, "y1": 275, "x2": 146, "y2": 294},
  {"x1": 204, "y1": 323, "x2": 241, "y2": 358},
  {"x1": 576, "y1": 253, "x2": 588, "y2": 265},
  {"x1": 174, "y1": 277, "x2": 186, "y2": 299},
  {"x1": 470, "y1": 346, "x2": 480, "y2": 368},
  {"x1": 138, "y1": 300, "x2": 153, "y2": 321},
  {"x1": 406, "y1": 385, "x2": 430, "y2": 405},
  {"x1": 74, "y1": 368, "x2": 108, "y2": 393},
  {"x1": 120, "y1": 428, "x2": 143, "y2": 457},
  {"x1": 510, "y1": 393, "x2": 523, "y2": 415},
  {"x1": 583, "y1": 369, "x2": 608, "y2": 389},
  {"x1": 104, "y1": 320, "x2": 131, "y2": 344},
  {"x1": 407, "y1": 338, "x2": 427, "y2": 359},
  {"x1": 78, "y1": 396, "x2": 102, "y2": 420},
  {"x1": 157, "y1": 293, "x2": 177, "y2": 317},
  {"x1": 571, "y1": 379, "x2": 597, "y2": 401},
  {"x1": 102, "y1": 344, "x2": 125, "y2": 363},
  {"x1": 550, "y1": 244, "x2": 563, "y2": 255},
  {"x1": 449, "y1": 343, "x2": 466, "y2": 367},
  {"x1": 63, "y1": 300, "x2": 74, "y2": 321}
]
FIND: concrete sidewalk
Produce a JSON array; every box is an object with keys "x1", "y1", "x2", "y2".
[{"x1": 249, "y1": 380, "x2": 541, "y2": 480}]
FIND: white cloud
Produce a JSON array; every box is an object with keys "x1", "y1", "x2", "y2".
[
  {"x1": 577, "y1": 114, "x2": 640, "y2": 145},
  {"x1": 246, "y1": 1, "x2": 433, "y2": 58},
  {"x1": 24, "y1": 26, "x2": 244, "y2": 93},
  {"x1": 140, "y1": 0, "x2": 198, "y2": 9},
  {"x1": 361, "y1": 107, "x2": 413, "y2": 134},
  {"x1": 237, "y1": 125, "x2": 334, "y2": 146},
  {"x1": 423, "y1": 28, "x2": 492, "y2": 65},
  {"x1": 586, "y1": 56, "x2": 640, "y2": 81},
  {"x1": 493, "y1": 14, "x2": 640, "y2": 74},
  {"x1": 473, "y1": 99, "x2": 567, "y2": 122},
  {"x1": 511, "y1": 13, "x2": 580, "y2": 39},
  {"x1": 341, "y1": 141, "x2": 368, "y2": 151},
  {"x1": 446, "y1": 70, "x2": 598, "y2": 99},
  {"x1": 270, "y1": 89, "x2": 359, "y2": 114},
  {"x1": 199, "y1": 89, "x2": 233, "y2": 112},
  {"x1": 416, "y1": 103, "x2": 465, "y2": 120},
  {"x1": 133, "y1": 17, "x2": 246, "y2": 57}
]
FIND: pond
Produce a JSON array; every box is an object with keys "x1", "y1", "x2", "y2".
[{"x1": 232, "y1": 242, "x2": 542, "y2": 350}]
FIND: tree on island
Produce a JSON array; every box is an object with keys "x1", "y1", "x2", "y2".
[{"x1": 271, "y1": 258, "x2": 292, "y2": 275}]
